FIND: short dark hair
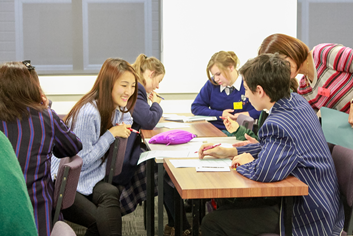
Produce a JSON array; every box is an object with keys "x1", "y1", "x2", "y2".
[{"x1": 239, "y1": 53, "x2": 291, "y2": 102}]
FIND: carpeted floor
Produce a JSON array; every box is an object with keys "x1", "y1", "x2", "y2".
[{"x1": 66, "y1": 197, "x2": 193, "y2": 236}]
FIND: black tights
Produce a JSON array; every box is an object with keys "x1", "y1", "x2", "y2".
[
  {"x1": 163, "y1": 176, "x2": 191, "y2": 230},
  {"x1": 62, "y1": 181, "x2": 122, "y2": 236}
]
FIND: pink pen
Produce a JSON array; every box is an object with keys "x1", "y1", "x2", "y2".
[{"x1": 195, "y1": 143, "x2": 221, "y2": 153}]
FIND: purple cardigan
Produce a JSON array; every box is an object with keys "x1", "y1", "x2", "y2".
[{"x1": 113, "y1": 82, "x2": 163, "y2": 185}]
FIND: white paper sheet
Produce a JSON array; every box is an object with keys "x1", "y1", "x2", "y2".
[
  {"x1": 137, "y1": 150, "x2": 198, "y2": 165},
  {"x1": 170, "y1": 158, "x2": 232, "y2": 168},
  {"x1": 155, "y1": 122, "x2": 191, "y2": 129}
]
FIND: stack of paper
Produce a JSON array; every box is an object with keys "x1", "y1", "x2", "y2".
[{"x1": 163, "y1": 114, "x2": 217, "y2": 123}]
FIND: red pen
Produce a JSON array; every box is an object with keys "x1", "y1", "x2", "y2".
[
  {"x1": 195, "y1": 143, "x2": 221, "y2": 153},
  {"x1": 116, "y1": 123, "x2": 139, "y2": 134},
  {"x1": 128, "y1": 128, "x2": 139, "y2": 134}
]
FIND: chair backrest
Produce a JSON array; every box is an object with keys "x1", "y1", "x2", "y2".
[
  {"x1": 53, "y1": 155, "x2": 83, "y2": 224},
  {"x1": 105, "y1": 137, "x2": 128, "y2": 184},
  {"x1": 51, "y1": 221, "x2": 76, "y2": 236},
  {"x1": 237, "y1": 114, "x2": 254, "y2": 131},
  {"x1": 327, "y1": 142, "x2": 335, "y2": 154},
  {"x1": 331, "y1": 145, "x2": 353, "y2": 235}
]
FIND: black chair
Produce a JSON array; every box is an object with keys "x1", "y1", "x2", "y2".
[{"x1": 105, "y1": 137, "x2": 128, "y2": 184}]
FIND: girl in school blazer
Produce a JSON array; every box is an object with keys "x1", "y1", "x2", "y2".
[
  {"x1": 0, "y1": 61, "x2": 82, "y2": 236},
  {"x1": 191, "y1": 51, "x2": 261, "y2": 133}
]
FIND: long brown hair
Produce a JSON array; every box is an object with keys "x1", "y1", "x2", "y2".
[
  {"x1": 258, "y1": 34, "x2": 306, "y2": 91},
  {"x1": 65, "y1": 58, "x2": 138, "y2": 136},
  {"x1": 0, "y1": 62, "x2": 47, "y2": 121},
  {"x1": 132, "y1": 54, "x2": 165, "y2": 86},
  {"x1": 206, "y1": 51, "x2": 240, "y2": 86}
]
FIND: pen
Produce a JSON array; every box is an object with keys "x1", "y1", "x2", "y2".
[
  {"x1": 157, "y1": 95, "x2": 165, "y2": 100},
  {"x1": 128, "y1": 128, "x2": 139, "y2": 134},
  {"x1": 116, "y1": 123, "x2": 140, "y2": 134},
  {"x1": 232, "y1": 163, "x2": 240, "y2": 170},
  {"x1": 195, "y1": 143, "x2": 222, "y2": 153}
]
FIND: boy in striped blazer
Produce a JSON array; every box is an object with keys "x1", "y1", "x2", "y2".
[{"x1": 198, "y1": 53, "x2": 344, "y2": 236}]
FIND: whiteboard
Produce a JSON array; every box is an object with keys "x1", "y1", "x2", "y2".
[{"x1": 160, "y1": 0, "x2": 297, "y2": 93}]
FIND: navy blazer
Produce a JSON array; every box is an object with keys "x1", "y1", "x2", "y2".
[
  {"x1": 236, "y1": 93, "x2": 344, "y2": 235},
  {"x1": 113, "y1": 83, "x2": 163, "y2": 185}
]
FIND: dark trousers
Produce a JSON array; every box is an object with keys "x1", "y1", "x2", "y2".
[
  {"x1": 163, "y1": 176, "x2": 191, "y2": 230},
  {"x1": 62, "y1": 181, "x2": 122, "y2": 236},
  {"x1": 201, "y1": 198, "x2": 280, "y2": 236}
]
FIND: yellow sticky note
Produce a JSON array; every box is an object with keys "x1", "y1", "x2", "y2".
[{"x1": 233, "y1": 102, "x2": 243, "y2": 110}]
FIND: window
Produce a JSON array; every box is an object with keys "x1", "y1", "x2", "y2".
[
  {"x1": 0, "y1": 0, "x2": 160, "y2": 74},
  {"x1": 297, "y1": 0, "x2": 353, "y2": 49}
]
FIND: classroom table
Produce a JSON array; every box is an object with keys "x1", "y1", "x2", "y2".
[
  {"x1": 140, "y1": 119, "x2": 227, "y2": 236},
  {"x1": 164, "y1": 158, "x2": 309, "y2": 236}
]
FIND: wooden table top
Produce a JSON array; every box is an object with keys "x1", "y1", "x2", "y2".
[
  {"x1": 141, "y1": 118, "x2": 226, "y2": 139},
  {"x1": 164, "y1": 158, "x2": 309, "y2": 199}
]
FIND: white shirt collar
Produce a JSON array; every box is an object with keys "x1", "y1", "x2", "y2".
[{"x1": 220, "y1": 75, "x2": 243, "y2": 95}]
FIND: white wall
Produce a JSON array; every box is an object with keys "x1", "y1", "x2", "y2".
[
  {"x1": 42, "y1": 0, "x2": 297, "y2": 113},
  {"x1": 160, "y1": 0, "x2": 297, "y2": 93}
]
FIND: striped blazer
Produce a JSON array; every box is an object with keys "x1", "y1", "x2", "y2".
[
  {"x1": 0, "y1": 108, "x2": 82, "y2": 236},
  {"x1": 298, "y1": 43, "x2": 353, "y2": 113},
  {"x1": 236, "y1": 93, "x2": 344, "y2": 236}
]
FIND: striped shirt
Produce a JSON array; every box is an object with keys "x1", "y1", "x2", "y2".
[
  {"x1": 236, "y1": 93, "x2": 344, "y2": 236},
  {"x1": 51, "y1": 102, "x2": 133, "y2": 196},
  {"x1": 0, "y1": 108, "x2": 82, "y2": 236},
  {"x1": 298, "y1": 43, "x2": 353, "y2": 113}
]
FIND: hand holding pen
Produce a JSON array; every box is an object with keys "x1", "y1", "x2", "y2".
[
  {"x1": 231, "y1": 152, "x2": 254, "y2": 168},
  {"x1": 148, "y1": 91, "x2": 163, "y2": 104},
  {"x1": 109, "y1": 122, "x2": 131, "y2": 138},
  {"x1": 198, "y1": 143, "x2": 238, "y2": 160},
  {"x1": 195, "y1": 143, "x2": 221, "y2": 153}
]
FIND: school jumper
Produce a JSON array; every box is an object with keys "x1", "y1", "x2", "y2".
[
  {"x1": 113, "y1": 82, "x2": 162, "y2": 186},
  {"x1": 51, "y1": 101, "x2": 132, "y2": 235},
  {"x1": 0, "y1": 108, "x2": 82, "y2": 236},
  {"x1": 0, "y1": 131, "x2": 38, "y2": 236},
  {"x1": 203, "y1": 93, "x2": 344, "y2": 236},
  {"x1": 191, "y1": 75, "x2": 260, "y2": 130},
  {"x1": 298, "y1": 43, "x2": 353, "y2": 113}
]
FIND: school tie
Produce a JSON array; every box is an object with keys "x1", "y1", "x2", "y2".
[{"x1": 228, "y1": 86, "x2": 235, "y2": 94}]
